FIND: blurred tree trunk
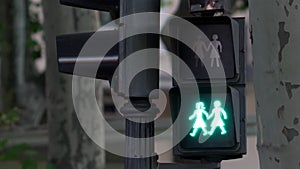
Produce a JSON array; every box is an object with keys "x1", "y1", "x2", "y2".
[
  {"x1": 14, "y1": 0, "x2": 28, "y2": 103},
  {"x1": 0, "y1": 0, "x2": 47, "y2": 125},
  {"x1": 0, "y1": 0, "x2": 16, "y2": 112},
  {"x1": 250, "y1": 1, "x2": 300, "y2": 168},
  {"x1": 13, "y1": 0, "x2": 39, "y2": 125},
  {"x1": 0, "y1": 0, "x2": 43, "y2": 126},
  {"x1": 42, "y1": 1, "x2": 105, "y2": 169}
]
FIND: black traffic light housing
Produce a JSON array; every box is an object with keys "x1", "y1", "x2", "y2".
[
  {"x1": 56, "y1": 0, "x2": 160, "y2": 99},
  {"x1": 171, "y1": 16, "x2": 240, "y2": 84},
  {"x1": 60, "y1": 0, "x2": 120, "y2": 18},
  {"x1": 169, "y1": 17, "x2": 246, "y2": 160},
  {"x1": 56, "y1": 31, "x2": 119, "y2": 80},
  {"x1": 189, "y1": 0, "x2": 233, "y2": 15},
  {"x1": 56, "y1": 0, "x2": 121, "y2": 81}
]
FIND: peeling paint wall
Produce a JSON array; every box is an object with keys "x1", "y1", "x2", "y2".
[{"x1": 250, "y1": 0, "x2": 300, "y2": 169}]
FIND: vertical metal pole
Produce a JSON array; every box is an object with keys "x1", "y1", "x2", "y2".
[
  {"x1": 119, "y1": 0, "x2": 160, "y2": 98},
  {"x1": 119, "y1": 1, "x2": 160, "y2": 169},
  {"x1": 122, "y1": 101, "x2": 158, "y2": 169}
]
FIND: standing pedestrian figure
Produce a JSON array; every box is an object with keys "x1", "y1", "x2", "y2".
[
  {"x1": 189, "y1": 102, "x2": 209, "y2": 137},
  {"x1": 210, "y1": 34, "x2": 222, "y2": 68},
  {"x1": 208, "y1": 100, "x2": 228, "y2": 135},
  {"x1": 193, "y1": 36, "x2": 210, "y2": 67}
]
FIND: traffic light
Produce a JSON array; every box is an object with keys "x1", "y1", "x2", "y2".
[
  {"x1": 56, "y1": 0, "x2": 246, "y2": 165},
  {"x1": 169, "y1": 17, "x2": 246, "y2": 160},
  {"x1": 56, "y1": 0, "x2": 160, "y2": 99}
]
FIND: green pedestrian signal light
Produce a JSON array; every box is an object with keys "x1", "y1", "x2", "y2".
[
  {"x1": 209, "y1": 100, "x2": 228, "y2": 136},
  {"x1": 189, "y1": 101, "x2": 228, "y2": 139},
  {"x1": 189, "y1": 102, "x2": 209, "y2": 137},
  {"x1": 167, "y1": 16, "x2": 246, "y2": 161},
  {"x1": 169, "y1": 85, "x2": 246, "y2": 160}
]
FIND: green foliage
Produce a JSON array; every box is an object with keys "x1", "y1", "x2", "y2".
[
  {"x1": 27, "y1": 38, "x2": 41, "y2": 60},
  {"x1": 21, "y1": 159, "x2": 38, "y2": 169},
  {"x1": 29, "y1": 20, "x2": 43, "y2": 34},
  {"x1": 28, "y1": 1, "x2": 42, "y2": 32},
  {"x1": 0, "y1": 108, "x2": 47, "y2": 169},
  {"x1": 0, "y1": 138, "x2": 54, "y2": 169},
  {"x1": 47, "y1": 163, "x2": 56, "y2": 169},
  {"x1": 0, "y1": 143, "x2": 29, "y2": 160},
  {"x1": 28, "y1": 0, "x2": 43, "y2": 61},
  {"x1": 0, "y1": 139, "x2": 8, "y2": 151},
  {"x1": 2, "y1": 143, "x2": 38, "y2": 169},
  {"x1": 0, "y1": 108, "x2": 20, "y2": 126}
]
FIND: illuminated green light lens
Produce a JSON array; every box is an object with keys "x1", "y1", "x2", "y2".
[
  {"x1": 189, "y1": 100, "x2": 228, "y2": 138},
  {"x1": 189, "y1": 102, "x2": 209, "y2": 137}
]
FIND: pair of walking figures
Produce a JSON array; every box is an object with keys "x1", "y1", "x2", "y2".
[
  {"x1": 194, "y1": 34, "x2": 223, "y2": 68},
  {"x1": 189, "y1": 101, "x2": 228, "y2": 137}
]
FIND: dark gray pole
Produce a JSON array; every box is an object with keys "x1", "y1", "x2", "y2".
[
  {"x1": 119, "y1": 1, "x2": 160, "y2": 169},
  {"x1": 119, "y1": 0, "x2": 160, "y2": 98},
  {"x1": 122, "y1": 101, "x2": 159, "y2": 169}
]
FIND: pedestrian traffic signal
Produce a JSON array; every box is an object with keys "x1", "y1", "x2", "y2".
[
  {"x1": 171, "y1": 16, "x2": 240, "y2": 82},
  {"x1": 169, "y1": 17, "x2": 246, "y2": 160},
  {"x1": 170, "y1": 86, "x2": 244, "y2": 160},
  {"x1": 188, "y1": 100, "x2": 228, "y2": 138}
]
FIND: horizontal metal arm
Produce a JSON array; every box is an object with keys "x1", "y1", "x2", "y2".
[
  {"x1": 58, "y1": 56, "x2": 118, "y2": 64},
  {"x1": 58, "y1": 55, "x2": 118, "y2": 80},
  {"x1": 60, "y1": 0, "x2": 120, "y2": 18},
  {"x1": 60, "y1": 0, "x2": 119, "y2": 11},
  {"x1": 56, "y1": 31, "x2": 119, "y2": 80}
]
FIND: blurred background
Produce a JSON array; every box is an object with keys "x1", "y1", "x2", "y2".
[{"x1": 0, "y1": 0, "x2": 257, "y2": 169}]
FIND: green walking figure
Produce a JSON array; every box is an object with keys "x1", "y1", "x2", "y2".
[
  {"x1": 208, "y1": 100, "x2": 228, "y2": 135},
  {"x1": 189, "y1": 102, "x2": 209, "y2": 137}
]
